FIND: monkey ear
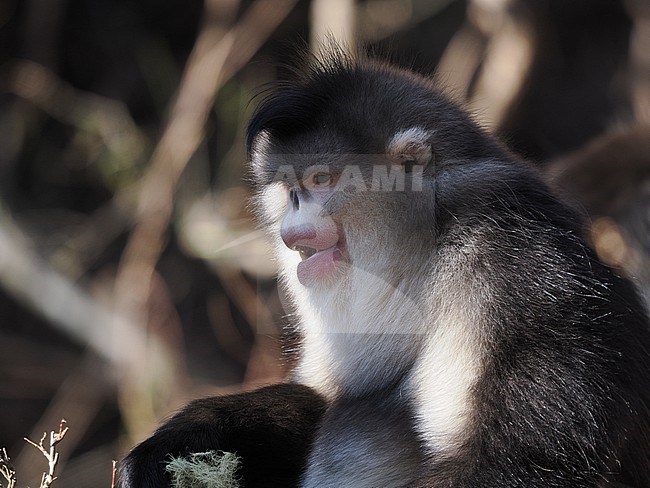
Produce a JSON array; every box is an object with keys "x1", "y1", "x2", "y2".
[{"x1": 386, "y1": 127, "x2": 433, "y2": 168}]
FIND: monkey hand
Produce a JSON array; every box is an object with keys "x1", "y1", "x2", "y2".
[{"x1": 118, "y1": 383, "x2": 327, "y2": 488}]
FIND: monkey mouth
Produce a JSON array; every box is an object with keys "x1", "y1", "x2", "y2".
[
  {"x1": 293, "y1": 244, "x2": 345, "y2": 262},
  {"x1": 292, "y1": 243, "x2": 347, "y2": 286}
]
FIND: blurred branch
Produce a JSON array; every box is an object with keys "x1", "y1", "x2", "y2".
[
  {"x1": 114, "y1": 0, "x2": 298, "y2": 437},
  {"x1": 48, "y1": 192, "x2": 137, "y2": 281},
  {"x1": 3, "y1": 61, "x2": 146, "y2": 281},
  {"x1": 0, "y1": 215, "x2": 150, "y2": 370},
  {"x1": 6, "y1": 60, "x2": 148, "y2": 172},
  {"x1": 207, "y1": 293, "x2": 251, "y2": 368},
  {"x1": 116, "y1": 0, "x2": 299, "y2": 324},
  {"x1": 358, "y1": 0, "x2": 455, "y2": 42},
  {"x1": 467, "y1": 0, "x2": 535, "y2": 132},
  {"x1": 0, "y1": 206, "x2": 174, "y2": 456},
  {"x1": 434, "y1": 23, "x2": 486, "y2": 97},
  {"x1": 311, "y1": 0, "x2": 356, "y2": 54},
  {"x1": 221, "y1": 0, "x2": 300, "y2": 81},
  {"x1": 211, "y1": 267, "x2": 284, "y2": 383},
  {"x1": 626, "y1": 0, "x2": 650, "y2": 123},
  {"x1": 0, "y1": 214, "x2": 172, "y2": 453},
  {"x1": 435, "y1": 0, "x2": 535, "y2": 132}
]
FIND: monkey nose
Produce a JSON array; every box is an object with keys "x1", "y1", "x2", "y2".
[{"x1": 289, "y1": 188, "x2": 301, "y2": 210}]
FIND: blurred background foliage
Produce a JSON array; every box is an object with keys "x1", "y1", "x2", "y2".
[{"x1": 0, "y1": 0, "x2": 648, "y2": 485}]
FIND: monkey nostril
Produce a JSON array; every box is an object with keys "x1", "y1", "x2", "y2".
[{"x1": 289, "y1": 188, "x2": 300, "y2": 210}]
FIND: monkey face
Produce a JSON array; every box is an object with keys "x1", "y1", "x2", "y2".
[{"x1": 251, "y1": 140, "x2": 436, "y2": 294}]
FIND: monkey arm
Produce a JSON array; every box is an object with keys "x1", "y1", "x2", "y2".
[{"x1": 118, "y1": 383, "x2": 327, "y2": 488}]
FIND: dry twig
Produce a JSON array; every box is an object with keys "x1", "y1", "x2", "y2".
[
  {"x1": 23, "y1": 419, "x2": 69, "y2": 488},
  {"x1": 0, "y1": 448, "x2": 17, "y2": 488},
  {"x1": 111, "y1": 460, "x2": 117, "y2": 488}
]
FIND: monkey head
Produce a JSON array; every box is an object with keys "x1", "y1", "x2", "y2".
[{"x1": 247, "y1": 58, "x2": 507, "y2": 297}]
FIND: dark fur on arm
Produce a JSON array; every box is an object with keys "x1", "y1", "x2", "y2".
[{"x1": 119, "y1": 383, "x2": 327, "y2": 488}]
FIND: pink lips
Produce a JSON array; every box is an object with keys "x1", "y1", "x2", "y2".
[
  {"x1": 296, "y1": 246, "x2": 343, "y2": 286},
  {"x1": 281, "y1": 224, "x2": 345, "y2": 286}
]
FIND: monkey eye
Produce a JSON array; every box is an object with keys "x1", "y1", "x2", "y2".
[{"x1": 311, "y1": 172, "x2": 332, "y2": 187}]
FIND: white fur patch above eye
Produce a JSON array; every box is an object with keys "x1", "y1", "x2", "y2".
[{"x1": 387, "y1": 127, "x2": 433, "y2": 166}]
